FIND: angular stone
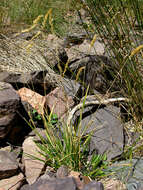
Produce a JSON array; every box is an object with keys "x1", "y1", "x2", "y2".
[
  {"x1": 45, "y1": 87, "x2": 74, "y2": 118},
  {"x1": 56, "y1": 165, "x2": 69, "y2": 178},
  {"x1": 0, "y1": 173, "x2": 24, "y2": 190},
  {"x1": 0, "y1": 34, "x2": 67, "y2": 73},
  {"x1": 66, "y1": 38, "x2": 105, "y2": 62},
  {"x1": 69, "y1": 55, "x2": 118, "y2": 94},
  {"x1": 73, "y1": 105, "x2": 124, "y2": 160},
  {"x1": 82, "y1": 181, "x2": 104, "y2": 190},
  {"x1": 0, "y1": 82, "x2": 20, "y2": 139},
  {"x1": 25, "y1": 177, "x2": 77, "y2": 190},
  {"x1": 22, "y1": 137, "x2": 45, "y2": 185},
  {"x1": 0, "y1": 70, "x2": 48, "y2": 94},
  {"x1": 44, "y1": 73, "x2": 80, "y2": 98},
  {"x1": 18, "y1": 87, "x2": 46, "y2": 115},
  {"x1": 0, "y1": 151, "x2": 18, "y2": 179}
]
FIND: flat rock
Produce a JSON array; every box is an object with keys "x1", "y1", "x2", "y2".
[
  {"x1": 73, "y1": 105, "x2": 124, "y2": 160},
  {"x1": 0, "y1": 173, "x2": 24, "y2": 190},
  {"x1": 21, "y1": 177, "x2": 77, "y2": 190},
  {"x1": 0, "y1": 151, "x2": 18, "y2": 179},
  {"x1": 22, "y1": 136, "x2": 45, "y2": 185},
  {"x1": 45, "y1": 87, "x2": 74, "y2": 118},
  {"x1": 0, "y1": 34, "x2": 67, "y2": 73}
]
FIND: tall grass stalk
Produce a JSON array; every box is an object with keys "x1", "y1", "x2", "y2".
[
  {"x1": 0, "y1": 0, "x2": 79, "y2": 36},
  {"x1": 82, "y1": 0, "x2": 143, "y2": 120}
]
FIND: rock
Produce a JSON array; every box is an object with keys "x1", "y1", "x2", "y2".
[
  {"x1": 0, "y1": 34, "x2": 67, "y2": 73},
  {"x1": 67, "y1": 39, "x2": 104, "y2": 58},
  {"x1": 63, "y1": 33, "x2": 88, "y2": 48},
  {"x1": 82, "y1": 181, "x2": 104, "y2": 190},
  {"x1": 45, "y1": 87, "x2": 74, "y2": 118},
  {"x1": 69, "y1": 55, "x2": 118, "y2": 94},
  {"x1": 23, "y1": 177, "x2": 77, "y2": 190},
  {"x1": 103, "y1": 178, "x2": 126, "y2": 190},
  {"x1": 73, "y1": 105, "x2": 124, "y2": 160},
  {"x1": 69, "y1": 171, "x2": 85, "y2": 190},
  {"x1": 0, "y1": 70, "x2": 48, "y2": 94},
  {"x1": 18, "y1": 87, "x2": 46, "y2": 115},
  {"x1": 0, "y1": 173, "x2": 24, "y2": 190},
  {"x1": 29, "y1": 128, "x2": 47, "y2": 141},
  {"x1": 0, "y1": 82, "x2": 19, "y2": 139},
  {"x1": 0, "y1": 82, "x2": 30, "y2": 144},
  {"x1": 22, "y1": 136, "x2": 45, "y2": 185},
  {"x1": 20, "y1": 184, "x2": 30, "y2": 190},
  {"x1": 60, "y1": 78, "x2": 81, "y2": 98},
  {"x1": 105, "y1": 159, "x2": 143, "y2": 190},
  {"x1": 56, "y1": 165, "x2": 69, "y2": 178},
  {"x1": 44, "y1": 73, "x2": 80, "y2": 98},
  {"x1": 0, "y1": 151, "x2": 18, "y2": 179},
  {"x1": 65, "y1": 37, "x2": 105, "y2": 62}
]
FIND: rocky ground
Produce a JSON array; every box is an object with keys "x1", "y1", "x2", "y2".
[{"x1": 0, "y1": 8, "x2": 143, "y2": 190}]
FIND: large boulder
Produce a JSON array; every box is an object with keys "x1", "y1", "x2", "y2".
[
  {"x1": 0, "y1": 70, "x2": 48, "y2": 94},
  {"x1": 0, "y1": 34, "x2": 67, "y2": 73},
  {"x1": 68, "y1": 55, "x2": 119, "y2": 94},
  {"x1": 73, "y1": 104, "x2": 124, "y2": 160},
  {"x1": 0, "y1": 82, "x2": 29, "y2": 144}
]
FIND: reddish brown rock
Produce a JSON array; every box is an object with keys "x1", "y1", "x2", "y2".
[
  {"x1": 45, "y1": 87, "x2": 74, "y2": 118},
  {"x1": 18, "y1": 87, "x2": 46, "y2": 115}
]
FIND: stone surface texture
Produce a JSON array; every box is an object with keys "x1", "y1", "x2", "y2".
[{"x1": 22, "y1": 136, "x2": 45, "y2": 185}]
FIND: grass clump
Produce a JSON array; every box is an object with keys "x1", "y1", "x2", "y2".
[
  {"x1": 27, "y1": 92, "x2": 108, "y2": 179},
  {"x1": 0, "y1": 0, "x2": 80, "y2": 36},
  {"x1": 80, "y1": 0, "x2": 143, "y2": 120}
]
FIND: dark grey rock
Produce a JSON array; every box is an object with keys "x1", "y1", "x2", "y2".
[
  {"x1": 21, "y1": 177, "x2": 77, "y2": 190},
  {"x1": 63, "y1": 33, "x2": 87, "y2": 47},
  {"x1": 0, "y1": 82, "x2": 20, "y2": 139},
  {"x1": 105, "y1": 159, "x2": 143, "y2": 190},
  {"x1": 61, "y1": 78, "x2": 81, "y2": 98},
  {"x1": 82, "y1": 181, "x2": 104, "y2": 190},
  {"x1": 69, "y1": 55, "x2": 119, "y2": 94},
  {"x1": 45, "y1": 72, "x2": 80, "y2": 98},
  {"x1": 0, "y1": 82, "x2": 30, "y2": 144},
  {"x1": 73, "y1": 105, "x2": 124, "y2": 160},
  {"x1": 0, "y1": 151, "x2": 18, "y2": 179},
  {"x1": 0, "y1": 70, "x2": 48, "y2": 94}
]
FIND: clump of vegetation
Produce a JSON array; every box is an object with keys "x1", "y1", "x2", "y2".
[
  {"x1": 28, "y1": 91, "x2": 108, "y2": 179},
  {"x1": 80, "y1": 0, "x2": 143, "y2": 121},
  {"x1": 3, "y1": 0, "x2": 143, "y2": 182},
  {"x1": 0, "y1": 0, "x2": 80, "y2": 36}
]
